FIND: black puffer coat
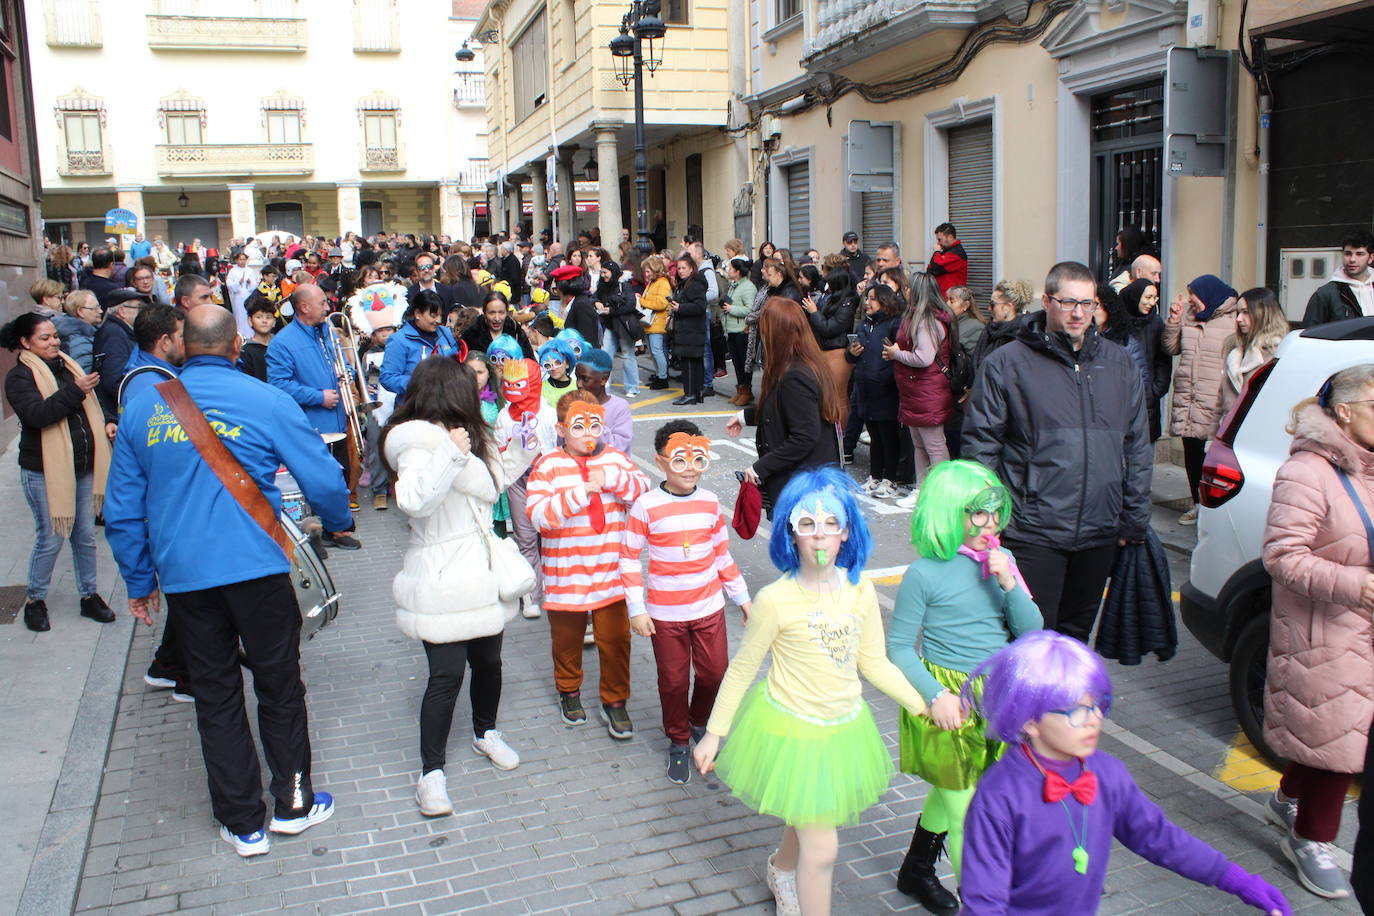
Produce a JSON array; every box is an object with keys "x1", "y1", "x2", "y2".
[
  {"x1": 671, "y1": 273, "x2": 709, "y2": 358},
  {"x1": 970, "y1": 316, "x2": 1023, "y2": 377},
  {"x1": 961, "y1": 310, "x2": 1153, "y2": 550},
  {"x1": 807, "y1": 291, "x2": 859, "y2": 351},
  {"x1": 847, "y1": 311, "x2": 901, "y2": 422},
  {"x1": 597, "y1": 263, "x2": 645, "y2": 345},
  {"x1": 745, "y1": 366, "x2": 840, "y2": 515},
  {"x1": 1096, "y1": 529, "x2": 1178, "y2": 665}
]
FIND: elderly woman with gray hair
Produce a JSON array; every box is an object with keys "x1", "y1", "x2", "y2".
[{"x1": 1261, "y1": 364, "x2": 1374, "y2": 901}]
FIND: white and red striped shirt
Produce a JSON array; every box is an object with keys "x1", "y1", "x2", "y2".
[
  {"x1": 525, "y1": 446, "x2": 650, "y2": 613},
  {"x1": 619, "y1": 485, "x2": 751, "y2": 622}
]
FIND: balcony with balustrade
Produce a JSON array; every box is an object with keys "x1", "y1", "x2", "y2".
[
  {"x1": 458, "y1": 159, "x2": 490, "y2": 191},
  {"x1": 57, "y1": 149, "x2": 110, "y2": 176},
  {"x1": 805, "y1": 0, "x2": 1029, "y2": 76},
  {"x1": 146, "y1": 0, "x2": 307, "y2": 52},
  {"x1": 452, "y1": 75, "x2": 486, "y2": 109},
  {"x1": 360, "y1": 147, "x2": 405, "y2": 173},
  {"x1": 45, "y1": 0, "x2": 102, "y2": 47},
  {"x1": 154, "y1": 143, "x2": 314, "y2": 177}
]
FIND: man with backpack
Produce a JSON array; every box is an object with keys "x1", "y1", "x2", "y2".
[{"x1": 961, "y1": 260, "x2": 1153, "y2": 643}]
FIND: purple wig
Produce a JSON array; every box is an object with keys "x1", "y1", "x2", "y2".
[{"x1": 963, "y1": 631, "x2": 1113, "y2": 743}]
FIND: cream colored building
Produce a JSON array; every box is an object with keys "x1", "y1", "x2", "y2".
[
  {"x1": 480, "y1": 0, "x2": 1372, "y2": 307},
  {"x1": 30, "y1": 0, "x2": 493, "y2": 250}
]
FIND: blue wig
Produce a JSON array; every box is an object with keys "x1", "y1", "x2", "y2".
[
  {"x1": 768, "y1": 466, "x2": 871, "y2": 585},
  {"x1": 557, "y1": 327, "x2": 588, "y2": 359},
  {"x1": 963, "y1": 631, "x2": 1114, "y2": 743},
  {"x1": 487, "y1": 334, "x2": 523, "y2": 364},
  {"x1": 537, "y1": 337, "x2": 578, "y2": 372},
  {"x1": 578, "y1": 347, "x2": 612, "y2": 375}
]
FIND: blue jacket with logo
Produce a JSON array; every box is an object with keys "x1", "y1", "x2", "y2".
[
  {"x1": 117, "y1": 348, "x2": 178, "y2": 412},
  {"x1": 105, "y1": 355, "x2": 352, "y2": 596},
  {"x1": 265, "y1": 317, "x2": 347, "y2": 435},
  {"x1": 380, "y1": 320, "x2": 459, "y2": 401}
]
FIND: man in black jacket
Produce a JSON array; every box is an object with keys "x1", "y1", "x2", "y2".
[
  {"x1": 962, "y1": 260, "x2": 1152, "y2": 641},
  {"x1": 93, "y1": 289, "x2": 152, "y2": 415},
  {"x1": 1301, "y1": 231, "x2": 1373, "y2": 327},
  {"x1": 405, "y1": 251, "x2": 456, "y2": 315}
]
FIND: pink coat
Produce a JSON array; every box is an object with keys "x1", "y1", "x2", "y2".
[{"x1": 1261, "y1": 404, "x2": 1374, "y2": 774}]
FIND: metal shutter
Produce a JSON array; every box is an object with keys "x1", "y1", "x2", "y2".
[
  {"x1": 785, "y1": 162, "x2": 810, "y2": 251},
  {"x1": 947, "y1": 121, "x2": 993, "y2": 301},
  {"x1": 860, "y1": 191, "x2": 893, "y2": 251}
]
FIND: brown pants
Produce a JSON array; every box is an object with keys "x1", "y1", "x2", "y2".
[
  {"x1": 820, "y1": 347, "x2": 853, "y2": 427},
  {"x1": 547, "y1": 600, "x2": 631, "y2": 704}
]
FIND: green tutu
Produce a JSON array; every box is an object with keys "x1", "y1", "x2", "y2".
[
  {"x1": 899, "y1": 660, "x2": 1005, "y2": 790},
  {"x1": 715, "y1": 682, "x2": 894, "y2": 827}
]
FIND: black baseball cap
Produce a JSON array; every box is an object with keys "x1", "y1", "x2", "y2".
[{"x1": 842, "y1": 231, "x2": 859, "y2": 242}]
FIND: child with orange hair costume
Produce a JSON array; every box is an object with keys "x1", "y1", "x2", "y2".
[{"x1": 525, "y1": 390, "x2": 650, "y2": 739}]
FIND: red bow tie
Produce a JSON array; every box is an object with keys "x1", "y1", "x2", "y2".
[{"x1": 1043, "y1": 768, "x2": 1097, "y2": 805}]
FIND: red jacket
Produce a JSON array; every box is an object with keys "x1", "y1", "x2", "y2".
[
  {"x1": 893, "y1": 310, "x2": 954, "y2": 428},
  {"x1": 927, "y1": 242, "x2": 969, "y2": 294}
]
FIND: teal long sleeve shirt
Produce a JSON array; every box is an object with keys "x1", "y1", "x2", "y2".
[{"x1": 887, "y1": 551, "x2": 1043, "y2": 703}]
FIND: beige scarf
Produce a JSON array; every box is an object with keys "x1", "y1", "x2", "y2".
[{"x1": 18, "y1": 349, "x2": 110, "y2": 536}]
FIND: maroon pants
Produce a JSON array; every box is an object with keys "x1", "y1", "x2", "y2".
[
  {"x1": 1281, "y1": 761, "x2": 1354, "y2": 842},
  {"x1": 648, "y1": 609, "x2": 728, "y2": 746}
]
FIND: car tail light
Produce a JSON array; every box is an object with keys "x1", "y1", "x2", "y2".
[{"x1": 1198, "y1": 359, "x2": 1277, "y2": 508}]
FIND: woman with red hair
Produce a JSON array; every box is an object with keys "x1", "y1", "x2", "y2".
[{"x1": 726, "y1": 297, "x2": 843, "y2": 516}]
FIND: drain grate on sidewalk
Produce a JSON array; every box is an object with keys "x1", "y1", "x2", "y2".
[{"x1": 0, "y1": 585, "x2": 27, "y2": 624}]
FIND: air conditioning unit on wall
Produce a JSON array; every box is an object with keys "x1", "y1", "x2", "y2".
[{"x1": 1279, "y1": 247, "x2": 1342, "y2": 322}]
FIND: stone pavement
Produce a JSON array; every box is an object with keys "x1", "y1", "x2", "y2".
[{"x1": 66, "y1": 398, "x2": 1360, "y2": 916}]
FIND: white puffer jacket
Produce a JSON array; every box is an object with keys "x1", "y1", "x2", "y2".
[{"x1": 385, "y1": 419, "x2": 521, "y2": 644}]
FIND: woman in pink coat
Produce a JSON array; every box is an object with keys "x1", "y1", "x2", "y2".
[{"x1": 1261, "y1": 363, "x2": 1374, "y2": 901}]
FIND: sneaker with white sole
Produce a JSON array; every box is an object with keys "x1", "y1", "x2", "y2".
[
  {"x1": 521, "y1": 600, "x2": 541, "y2": 620},
  {"x1": 143, "y1": 672, "x2": 177, "y2": 689},
  {"x1": 473, "y1": 730, "x2": 520, "y2": 770},
  {"x1": 219, "y1": 825, "x2": 270, "y2": 857},
  {"x1": 896, "y1": 489, "x2": 920, "y2": 510},
  {"x1": 859, "y1": 476, "x2": 879, "y2": 494},
  {"x1": 666, "y1": 744, "x2": 691, "y2": 785},
  {"x1": 1179, "y1": 505, "x2": 1199, "y2": 525},
  {"x1": 170, "y1": 689, "x2": 194, "y2": 703},
  {"x1": 873, "y1": 480, "x2": 898, "y2": 499},
  {"x1": 583, "y1": 620, "x2": 595, "y2": 646},
  {"x1": 1281, "y1": 831, "x2": 1351, "y2": 899},
  {"x1": 766, "y1": 853, "x2": 802, "y2": 916},
  {"x1": 600, "y1": 702, "x2": 634, "y2": 740},
  {"x1": 268, "y1": 792, "x2": 335, "y2": 835},
  {"x1": 416, "y1": 770, "x2": 453, "y2": 817},
  {"x1": 859, "y1": 429, "x2": 871, "y2": 446},
  {"x1": 1265, "y1": 790, "x2": 1297, "y2": 833},
  {"x1": 625, "y1": 390, "x2": 639, "y2": 399}
]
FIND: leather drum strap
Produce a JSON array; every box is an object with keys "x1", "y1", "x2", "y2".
[{"x1": 155, "y1": 379, "x2": 295, "y2": 563}]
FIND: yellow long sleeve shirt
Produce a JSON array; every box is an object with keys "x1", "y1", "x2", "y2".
[{"x1": 706, "y1": 575, "x2": 927, "y2": 736}]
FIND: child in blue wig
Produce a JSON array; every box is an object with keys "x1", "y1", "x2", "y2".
[
  {"x1": 959, "y1": 631, "x2": 1289, "y2": 916},
  {"x1": 695, "y1": 466, "x2": 928, "y2": 916},
  {"x1": 486, "y1": 333, "x2": 524, "y2": 367},
  {"x1": 537, "y1": 337, "x2": 577, "y2": 409}
]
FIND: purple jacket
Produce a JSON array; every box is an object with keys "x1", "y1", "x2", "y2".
[{"x1": 961, "y1": 746, "x2": 1230, "y2": 914}]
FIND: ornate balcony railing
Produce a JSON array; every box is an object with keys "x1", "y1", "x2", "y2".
[
  {"x1": 362, "y1": 147, "x2": 402, "y2": 171},
  {"x1": 452, "y1": 75, "x2": 486, "y2": 108},
  {"x1": 146, "y1": 7, "x2": 307, "y2": 52},
  {"x1": 58, "y1": 150, "x2": 109, "y2": 176},
  {"x1": 154, "y1": 143, "x2": 314, "y2": 177},
  {"x1": 809, "y1": 0, "x2": 1020, "y2": 64}
]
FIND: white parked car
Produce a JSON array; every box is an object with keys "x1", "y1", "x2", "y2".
[{"x1": 1180, "y1": 316, "x2": 1374, "y2": 764}]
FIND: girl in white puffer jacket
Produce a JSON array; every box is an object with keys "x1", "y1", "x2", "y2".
[{"x1": 382, "y1": 357, "x2": 539, "y2": 817}]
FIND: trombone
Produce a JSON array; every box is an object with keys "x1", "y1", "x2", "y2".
[{"x1": 327, "y1": 311, "x2": 378, "y2": 464}]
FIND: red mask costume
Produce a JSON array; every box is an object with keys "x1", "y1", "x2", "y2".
[{"x1": 501, "y1": 358, "x2": 544, "y2": 451}]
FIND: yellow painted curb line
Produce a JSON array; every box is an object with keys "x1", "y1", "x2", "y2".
[
  {"x1": 632, "y1": 410, "x2": 736, "y2": 420},
  {"x1": 629, "y1": 389, "x2": 685, "y2": 410}
]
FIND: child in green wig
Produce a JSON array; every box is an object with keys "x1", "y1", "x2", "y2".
[{"x1": 886, "y1": 459, "x2": 1043, "y2": 914}]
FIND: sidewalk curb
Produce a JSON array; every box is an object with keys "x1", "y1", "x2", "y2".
[{"x1": 16, "y1": 615, "x2": 133, "y2": 916}]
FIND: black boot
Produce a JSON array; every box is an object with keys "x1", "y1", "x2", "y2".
[
  {"x1": 23, "y1": 599, "x2": 50, "y2": 632},
  {"x1": 80, "y1": 593, "x2": 116, "y2": 623},
  {"x1": 895, "y1": 825, "x2": 959, "y2": 914},
  {"x1": 647, "y1": 376, "x2": 669, "y2": 390}
]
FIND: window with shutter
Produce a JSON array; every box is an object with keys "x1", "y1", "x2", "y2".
[
  {"x1": 785, "y1": 161, "x2": 810, "y2": 251},
  {"x1": 946, "y1": 121, "x2": 993, "y2": 300}
]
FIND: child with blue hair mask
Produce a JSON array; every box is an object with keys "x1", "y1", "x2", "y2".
[
  {"x1": 576, "y1": 347, "x2": 632, "y2": 452},
  {"x1": 960, "y1": 631, "x2": 1289, "y2": 916},
  {"x1": 537, "y1": 337, "x2": 577, "y2": 409},
  {"x1": 695, "y1": 466, "x2": 927, "y2": 916}
]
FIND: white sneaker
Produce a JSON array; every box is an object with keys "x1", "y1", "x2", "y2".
[
  {"x1": 859, "y1": 476, "x2": 879, "y2": 494},
  {"x1": 472, "y1": 729, "x2": 520, "y2": 770},
  {"x1": 896, "y1": 489, "x2": 919, "y2": 510},
  {"x1": 625, "y1": 390, "x2": 639, "y2": 399},
  {"x1": 416, "y1": 770, "x2": 453, "y2": 817},
  {"x1": 1179, "y1": 505, "x2": 1199, "y2": 525},
  {"x1": 859, "y1": 429, "x2": 871, "y2": 446},
  {"x1": 584, "y1": 621, "x2": 596, "y2": 645},
  {"x1": 219, "y1": 825, "x2": 270, "y2": 857},
  {"x1": 766, "y1": 854, "x2": 802, "y2": 916},
  {"x1": 522, "y1": 600, "x2": 541, "y2": 620},
  {"x1": 873, "y1": 480, "x2": 898, "y2": 499}
]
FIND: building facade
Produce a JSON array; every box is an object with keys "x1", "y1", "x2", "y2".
[
  {"x1": 478, "y1": 0, "x2": 1372, "y2": 309},
  {"x1": 30, "y1": 0, "x2": 492, "y2": 250}
]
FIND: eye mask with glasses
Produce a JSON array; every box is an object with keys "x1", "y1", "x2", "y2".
[{"x1": 663, "y1": 432, "x2": 711, "y2": 473}]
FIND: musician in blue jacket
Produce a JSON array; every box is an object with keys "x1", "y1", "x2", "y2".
[
  {"x1": 380, "y1": 289, "x2": 460, "y2": 402},
  {"x1": 105, "y1": 305, "x2": 351, "y2": 859},
  {"x1": 266, "y1": 284, "x2": 360, "y2": 548}
]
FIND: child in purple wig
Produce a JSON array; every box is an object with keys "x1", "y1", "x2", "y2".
[{"x1": 958, "y1": 631, "x2": 1290, "y2": 916}]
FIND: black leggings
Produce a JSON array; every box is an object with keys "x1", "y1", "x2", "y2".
[
  {"x1": 420, "y1": 633, "x2": 503, "y2": 774},
  {"x1": 865, "y1": 420, "x2": 902, "y2": 482},
  {"x1": 681, "y1": 356, "x2": 704, "y2": 399},
  {"x1": 1182, "y1": 436, "x2": 1207, "y2": 504},
  {"x1": 727, "y1": 332, "x2": 752, "y2": 388}
]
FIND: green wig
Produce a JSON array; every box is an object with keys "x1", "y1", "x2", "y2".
[{"x1": 910, "y1": 460, "x2": 1013, "y2": 560}]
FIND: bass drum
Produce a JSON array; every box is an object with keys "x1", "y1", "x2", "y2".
[{"x1": 283, "y1": 514, "x2": 340, "y2": 640}]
